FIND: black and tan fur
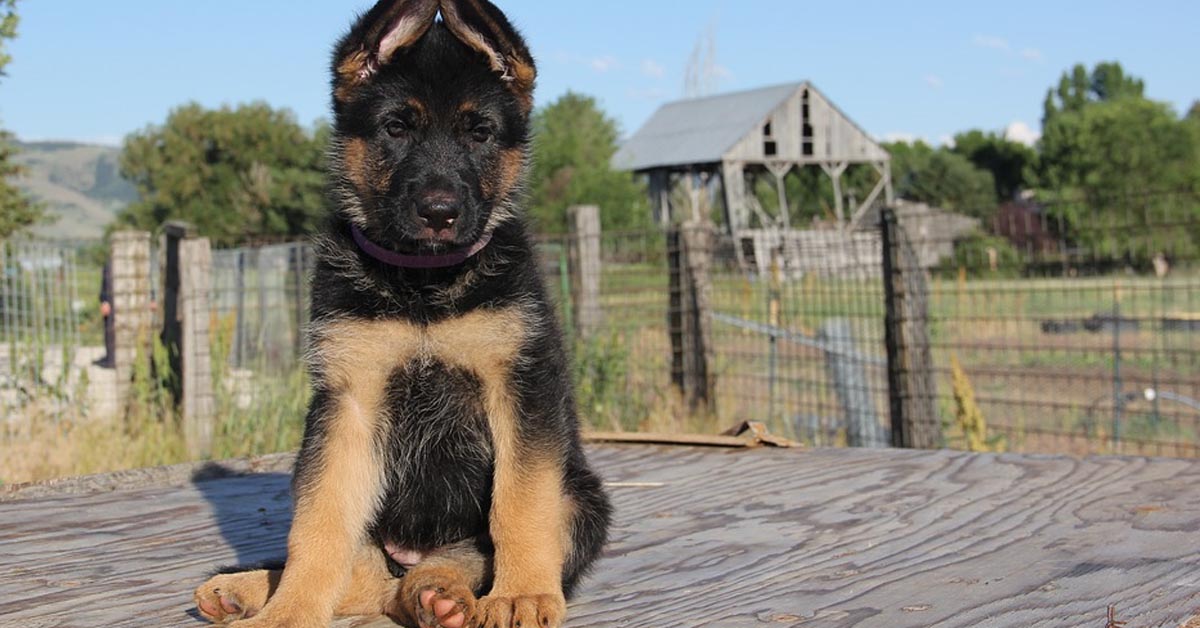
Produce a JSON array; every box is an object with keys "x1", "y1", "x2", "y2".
[{"x1": 193, "y1": 1, "x2": 611, "y2": 627}]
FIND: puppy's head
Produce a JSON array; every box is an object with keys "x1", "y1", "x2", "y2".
[{"x1": 330, "y1": 0, "x2": 536, "y2": 251}]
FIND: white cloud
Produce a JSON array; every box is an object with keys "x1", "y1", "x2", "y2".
[
  {"x1": 923, "y1": 74, "x2": 943, "y2": 89},
  {"x1": 881, "y1": 131, "x2": 919, "y2": 144},
  {"x1": 1004, "y1": 121, "x2": 1041, "y2": 147},
  {"x1": 1020, "y1": 47, "x2": 1043, "y2": 61},
  {"x1": 640, "y1": 59, "x2": 665, "y2": 79},
  {"x1": 712, "y1": 64, "x2": 733, "y2": 79},
  {"x1": 937, "y1": 134, "x2": 955, "y2": 148},
  {"x1": 590, "y1": 55, "x2": 618, "y2": 73},
  {"x1": 972, "y1": 34, "x2": 1010, "y2": 52}
]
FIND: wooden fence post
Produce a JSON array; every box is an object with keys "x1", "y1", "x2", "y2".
[
  {"x1": 881, "y1": 208, "x2": 941, "y2": 448},
  {"x1": 669, "y1": 220, "x2": 715, "y2": 413},
  {"x1": 568, "y1": 205, "x2": 602, "y2": 337},
  {"x1": 162, "y1": 222, "x2": 214, "y2": 457},
  {"x1": 110, "y1": 231, "x2": 152, "y2": 411}
]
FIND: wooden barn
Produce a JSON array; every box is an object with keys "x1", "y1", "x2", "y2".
[
  {"x1": 613, "y1": 81, "x2": 893, "y2": 233},
  {"x1": 614, "y1": 82, "x2": 895, "y2": 276}
]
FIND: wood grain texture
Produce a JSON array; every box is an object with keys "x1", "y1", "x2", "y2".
[{"x1": 2, "y1": 445, "x2": 1200, "y2": 627}]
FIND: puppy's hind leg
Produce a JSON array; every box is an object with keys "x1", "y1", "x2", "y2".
[{"x1": 195, "y1": 546, "x2": 402, "y2": 624}]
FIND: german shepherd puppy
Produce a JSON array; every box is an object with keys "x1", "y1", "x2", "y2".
[{"x1": 193, "y1": 1, "x2": 611, "y2": 626}]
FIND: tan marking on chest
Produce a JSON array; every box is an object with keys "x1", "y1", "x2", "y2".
[{"x1": 310, "y1": 308, "x2": 528, "y2": 396}]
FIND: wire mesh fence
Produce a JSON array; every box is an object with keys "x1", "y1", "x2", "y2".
[
  {"x1": 211, "y1": 242, "x2": 314, "y2": 372},
  {"x1": 0, "y1": 241, "x2": 89, "y2": 421},
  {"x1": 3, "y1": 189, "x2": 1199, "y2": 474},
  {"x1": 919, "y1": 192, "x2": 1200, "y2": 457}
]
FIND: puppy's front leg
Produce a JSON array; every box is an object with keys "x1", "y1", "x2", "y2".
[
  {"x1": 232, "y1": 388, "x2": 388, "y2": 628},
  {"x1": 475, "y1": 454, "x2": 568, "y2": 628},
  {"x1": 474, "y1": 386, "x2": 569, "y2": 628}
]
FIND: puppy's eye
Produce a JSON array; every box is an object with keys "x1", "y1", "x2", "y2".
[
  {"x1": 384, "y1": 120, "x2": 408, "y2": 138},
  {"x1": 470, "y1": 125, "x2": 494, "y2": 144}
]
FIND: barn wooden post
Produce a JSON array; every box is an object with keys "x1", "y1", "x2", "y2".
[
  {"x1": 110, "y1": 230, "x2": 153, "y2": 412},
  {"x1": 669, "y1": 220, "x2": 715, "y2": 413},
  {"x1": 881, "y1": 208, "x2": 941, "y2": 448},
  {"x1": 162, "y1": 222, "x2": 215, "y2": 458},
  {"x1": 568, "y1": 205, "x2": 602, "y2": 337}
]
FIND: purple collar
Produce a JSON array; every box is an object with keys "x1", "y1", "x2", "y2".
[{"x1": 351, "y1": 225, "x2": 493, "y2": 269}]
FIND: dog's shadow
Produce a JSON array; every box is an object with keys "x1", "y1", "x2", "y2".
[{"x1": 191, "y1": 463, "x2": 293, "y2": 568}]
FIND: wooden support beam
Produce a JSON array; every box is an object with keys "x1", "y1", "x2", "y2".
[
  {"x1": 767, "y1": 162, "x2": 793, "y2": 229},
  {"x1": 848, "y1": 162, "x2": 890, "y2": 229},
  {"x1": 648, "y1": 170, "x2": 671, "y2": 226},
  {"x1": 820, "y1": 161, "x2": 849, "y2": 228},
  {"x1": 720, "y1": 161, "x2": 746, "y2": 233}
]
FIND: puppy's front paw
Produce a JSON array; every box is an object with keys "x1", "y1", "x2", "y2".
[
  {"x1": 194, "y1": 572, "x2": 271, "y2": 624},
  {"x1": 474, "y1": 593, "x2": 566, "y2": 628}
]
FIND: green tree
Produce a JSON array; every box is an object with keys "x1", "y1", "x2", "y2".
[
  {"x1": 883, "y1": 140, "x2": 996, "y2": 218},
  {"x1": 1042, "y1": 97, "x2": 1199, "y2": 257},
  {"x1": 529, "y1": 92, "x2": 649, "y2": 233},
  {"x1": 1038, "y1": 62, "x2": 1200, "y2": 258},
  {"x1": 1040, "y1": 61, "x2": 1148, "y2": 189},
  {"x1": 0, "y1": 0, "x2": 43, "y2": 238},
  {"x1": 951, "y1": 130, "x2": 1038, "y2": 202},
  {"x1": 118, "y1": 103, "x2": 328, "y2": 245}
]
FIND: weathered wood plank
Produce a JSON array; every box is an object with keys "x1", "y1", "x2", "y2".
[{"x1": 2, "y1": 446, "x2": 1200, "y2": 627}]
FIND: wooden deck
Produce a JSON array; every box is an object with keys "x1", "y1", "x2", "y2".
[{"x1": 3, "y1": 444, "x2": 1200, "y2": 627}]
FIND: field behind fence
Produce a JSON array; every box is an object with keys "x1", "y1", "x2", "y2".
[{"x1": 2, "y1": 193, "x2": 1200, "y2": 483}]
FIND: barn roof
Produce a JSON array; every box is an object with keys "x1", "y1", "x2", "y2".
[{"x1": 612, "y1": 82, "x2": 801, "y2": 172}]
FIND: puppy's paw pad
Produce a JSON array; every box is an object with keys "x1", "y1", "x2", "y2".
[
  {"x1": 475, "y1": 594, "x2": 565, "y2": 628},
  {"x1": 401, "y1": 571, "x2": 476, "y2": 628},
  {"x1": 193, "y1": 572, "x2": 271, "y2": 624}
]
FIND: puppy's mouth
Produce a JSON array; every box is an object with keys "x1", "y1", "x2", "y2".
[{"x1": 416, "y1": 225, "x2": 459, "y2": 244}]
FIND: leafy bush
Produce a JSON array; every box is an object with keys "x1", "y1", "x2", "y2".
[{"x1": 939, "y1": 231, "x2": 1024, "y2": 278}]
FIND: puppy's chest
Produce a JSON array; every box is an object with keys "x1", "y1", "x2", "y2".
[
  {"x1": 382, "y1": 354, "x2": 492, "y2": 452},
  {"x1": 311, "y1": 308, "x2": 530, "y2": 456}
]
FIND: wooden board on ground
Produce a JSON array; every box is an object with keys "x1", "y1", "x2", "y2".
[{"x1": 2, "y1": 445, "x2": 1200, "y2": 627}]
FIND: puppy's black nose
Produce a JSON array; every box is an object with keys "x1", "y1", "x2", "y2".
[{"x1": 417, "y1": 190, "x2": 461, "y2": 232}]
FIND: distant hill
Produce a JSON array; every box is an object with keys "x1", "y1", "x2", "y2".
[{"x1": 10, "y1": 140, "x2": 137, "y2": 240}]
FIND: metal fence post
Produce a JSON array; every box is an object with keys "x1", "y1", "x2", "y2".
[
  {"x1": 820, "y1": 318, "x2": 886, "y2": 447},
  {"x1": 881, "y1": 208, "x2": 941, "y2": 448}
]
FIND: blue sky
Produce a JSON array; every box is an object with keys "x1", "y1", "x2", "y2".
[{"x1": 3, "y1": 1, "x2": 1197, "y2": 147}]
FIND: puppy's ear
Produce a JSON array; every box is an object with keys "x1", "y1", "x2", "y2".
[
  {"x1": 334, "y1": 0, "x2": 440, "y2": 99},
  {"x1": 438, "y1": 0, "x2": 537, "y2": 108}
]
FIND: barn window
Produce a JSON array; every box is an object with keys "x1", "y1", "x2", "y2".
[
  {"x1": 801, "y1": 90, "x2": 814, "y2": 156},
  {"x1": 763, "y1": 121, "x2": 777, "y2": 156}
]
